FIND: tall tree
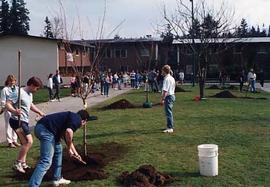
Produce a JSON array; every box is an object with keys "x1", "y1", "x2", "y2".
[
  {"x1": 0, "y1": 0, "x2": 10, "y2": 34},
  {"x1": 9, "y1": 0, "x2": 30, "y2": 35},
  {"x1": 163, "y1": 0, "x2": 237, "y2": 99},
  {"x1": 236, "y1": 18, "x2": 248, "y2": 37},
  {"x1": 43, "y1": 16, "x2": 54, "y2": 38}
]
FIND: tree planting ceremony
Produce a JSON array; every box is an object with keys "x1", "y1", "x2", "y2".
[{"x1": 0, "y1": 0, "x2": 270, "y2": 186}]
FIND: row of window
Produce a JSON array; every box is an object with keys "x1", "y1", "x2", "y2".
[{"x1": 103, "y1": 48, "x2": 151, "y2": 59}]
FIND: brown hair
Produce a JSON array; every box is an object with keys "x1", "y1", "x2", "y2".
[
  {"x1": 27, "y1": 77, "x2": 43, "y2": 88},
  {"x1": 162, "y1": 65, "x2": 171, "y2": 75},
  {"x1": 4, "y1": 75, "x2": 16, "y2": 86}
]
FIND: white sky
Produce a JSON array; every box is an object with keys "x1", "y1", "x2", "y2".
[{"x1": 25, "y1": 0, "x2": 270, "y2": 39}]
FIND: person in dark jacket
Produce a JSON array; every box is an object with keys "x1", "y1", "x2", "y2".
[{"x1": 29, "y1": 110, "x2": 91, "y2": 187}]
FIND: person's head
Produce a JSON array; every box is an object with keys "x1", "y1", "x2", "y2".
[
  {"x1": 162, "y1": 65, "x2": 171, "y2": 76},
  {"x1": 48, "y1": 73, "x2": 53, "y2": 79},
  {"x1": 56, "y1": 70, "x2": 59, "y2": 75},
  {"x1": 77, "y1": 110, "x2": 91, "y2": 126},
  {"x1": 5, "y1": 75, "x2": 16, "y2": 87},
  {"x1": 27, "y1": 77, "x2": 43, "y2": 93}
]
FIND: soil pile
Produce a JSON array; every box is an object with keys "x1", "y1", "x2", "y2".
[
  {"x1": 117, "y1": 165, "x2": 174, "y2": 187},
  {"x1": 13, "y1": 142, "x2": 128, "y2": 182},
  {"x1": 104, "y1": 99, "x2": 135, "y2": 109},
  {"x1": 175, "y1": 86, "x2": 186, "y2": 92},
  {"x1": 212, "y1": 90, "x2": 237, "y2": 98}
]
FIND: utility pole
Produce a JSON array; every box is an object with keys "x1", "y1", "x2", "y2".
[{"x1": 190, "y1": 0, "x2": 195, "y2": 87}]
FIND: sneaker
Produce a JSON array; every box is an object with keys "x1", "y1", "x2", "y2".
[
  {"x1": 22, "y1": 162, "x2": 31, "y2": 169},
  {"x1": 8, "y1": 143, "x2": 16, "y2": 148},
  {"x1": 12, "y1": 142, "x2": 21, "y2": 147},
  {"x1": 163, "y1": 128, "x2": 174, "y2": 133},
  {"x1": 12, "y1": 161, "x2": 25, "y2": 173},
  {"x1": 53, "y1": 177, "x2": 71, "y2": 186}
]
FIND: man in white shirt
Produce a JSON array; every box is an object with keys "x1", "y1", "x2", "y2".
[{"x1": 161, "y1": 65, "x2": 176, "y2": 133}]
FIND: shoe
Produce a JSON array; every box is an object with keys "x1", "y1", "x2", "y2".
[
  {"x1": 163, "y1": 128, "x2": 174, "y2": 133},
  {"x1": 13, "y1": 142, "x2": 21, "y2": 147},
  {"x1": 8, "y1": 143, "x2": 16, "y2": 148},
  {"x1": 22, "y1": 162, "x2": 31, "y2": 169},
  {"x1": 53, "y1": 177, "x2": 71, "y2": 186},
  {"x1": 12, "y1": 161, "x2": 25, "y2": 173}
]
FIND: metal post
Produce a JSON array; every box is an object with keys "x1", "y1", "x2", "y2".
[
  {"x1": 190, "y1": 0, "x2": 195, "y2": 87},
  {"x1": 18, "y1": 50, "x2": 21, "y2": 124}
]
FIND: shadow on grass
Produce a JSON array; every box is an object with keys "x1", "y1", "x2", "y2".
[{"x1": 87, "y1": 129, "x2": 163, "y2": 139}]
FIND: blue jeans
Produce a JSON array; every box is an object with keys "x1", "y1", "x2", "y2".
[
  {"x1": 104, "y1": 82, "x2": 110, "y2": 96},
  {"x1": 29, "y1": 123, "x2": 62, "y2": 187},
  {"x1": 164, "y1": 95, "x2": 175, "y2": 129}
]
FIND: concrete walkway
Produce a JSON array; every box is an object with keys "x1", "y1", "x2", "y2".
[{"x1": 0, "y1": 87, "x2": 131, "y2": 143}]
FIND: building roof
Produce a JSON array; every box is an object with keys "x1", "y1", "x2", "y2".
[
  {"x1": 173, "y1": 37, "x2": 270, "y2": 44},
  {"x1": 73, "y1": 37, "x2": 163, "y2": 44},
  {"x1": 0, "y1": 33, "x2": 60, "y2": 41},
  {"x1": 0, "y1": 34, "x2": 95, "y2": 48}
]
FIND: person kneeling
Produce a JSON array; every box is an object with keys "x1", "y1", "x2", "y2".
[{"x1": 28, "y1": 110, "x2": 91, "y2": 187}]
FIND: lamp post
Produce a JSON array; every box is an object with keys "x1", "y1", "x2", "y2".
[{"x1": 190, "y1": 0, "x2": 195, "y2": 87}]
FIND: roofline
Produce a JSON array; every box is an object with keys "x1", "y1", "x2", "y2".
[
  {"x1": 0, "y1": 33, "x2": 62, "y2": 41},
  {"x1": 173, "y1": 37, "x2": 270, "y2": 44}
]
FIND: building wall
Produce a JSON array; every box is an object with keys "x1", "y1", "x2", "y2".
[
  {"x1": 0, "y1": 36, "x2": 58, "y2": 86},
  {"x1": 98, "y1": 42, "x2": 159, "y2": 72}
]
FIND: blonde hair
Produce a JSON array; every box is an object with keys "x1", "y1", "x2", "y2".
[
  {"x1": 4, "y1": 75, "x2": 16, "y2": 86},
  {"x1": 162, "y1": 65, "x2": 171, "y2": 75}
]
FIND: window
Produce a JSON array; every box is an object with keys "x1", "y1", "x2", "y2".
[
  {"x1": 115, "y1": 49, "x2": 121, "y2": 58},
  {"x1": 121, "y1": 49, "x2": 127, "y2": 58},
  {"x1": 257, "y1": 46, "x2": 267, "y2": 54},
  {"x1": 233, "y1": 46, "x2": 242, "y2": 54},
  {"x1": 104, "y1": 48, "x2": 112, "y2": 58},
  {"x1": 140, "y1": 48, "x2": 150, "y2": 57}
]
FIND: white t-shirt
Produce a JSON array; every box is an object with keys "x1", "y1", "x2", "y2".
[
  {"x1": 9, "y1": 87, "x2": 33, "y2": 123},
  {"x1": 47, "y1": 78, "x2": 53, "y2": 89},
  {"x1": 162, "y1": 74, "x2": 175, "y2": 96}
]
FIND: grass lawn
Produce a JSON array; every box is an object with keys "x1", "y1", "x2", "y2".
[
  {"x1": 0, "y1": 86, "x2": 269, "y2": 186},
  {"x1": 33, "y1": 87, "x2": 71, "y2": 104}
]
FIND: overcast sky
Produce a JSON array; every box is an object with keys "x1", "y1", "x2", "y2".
[{"x1": 25, "y1": 0, "x2": 270, "y2": 39}]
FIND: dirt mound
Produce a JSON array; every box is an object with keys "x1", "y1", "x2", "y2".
[
  {"x1": 117, "y1": 165, "x2": 174, "y2": 187},
  {"x1": 104, "y1": 99, "x2": 136, "y2": 109},
  {"x1": 13, "y1": 142, "x2": 128, "y2": 182},
  {"x1": 175, "y1": 86, "x2": 186, "y2": 92},
  {"x1": 212, "y1": 90, "x2": 237, "y2": 98},
  {"x1": 207, "y1": 85, "x2": 220, "y2": 89}
]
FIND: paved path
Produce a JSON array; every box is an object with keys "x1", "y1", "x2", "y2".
[{"x1": 0, "y1": 88, "x2": 131, "y2": 143}]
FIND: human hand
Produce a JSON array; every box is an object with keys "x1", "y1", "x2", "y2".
[{"x1": 160, "y1": 99, "x2": 165, "y2": 105}]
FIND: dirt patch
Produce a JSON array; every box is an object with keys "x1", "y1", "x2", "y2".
[
  {"x1": 104, "y1": 99, "x2": 136, "y2": 109},
  {"x1": 175, "y1": 86, "x2": 187, "y2": 92},
  {"x1": 212, "y1": 90, "x2": 237, "y2": 98},
  {"x1": 117, "y1": 165, "x2": 174, "y2": 187},
  {"x1": 13, "y1": 142, "x2": 128, "y2": 182}
]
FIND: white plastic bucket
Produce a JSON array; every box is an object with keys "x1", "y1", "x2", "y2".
[{"x1": 198, "y1": 144, "x2": 218, "y2": 176}]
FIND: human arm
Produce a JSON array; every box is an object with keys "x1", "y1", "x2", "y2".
[
  {"x1": 30, "y1": 103, "x2": 45, "y2": 117},
  {"x1": 65, "y1": 128, "x2": 81, "y2": 159},
  {"x1": 161, "y1": 90, "x2": 167, "y2": 105},
  {"x1": 6, "y1": 100, "x2": 21, "y2": 116}
]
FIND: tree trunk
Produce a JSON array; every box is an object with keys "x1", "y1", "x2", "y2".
[
  {"x1": 83, "y1": 99, "x2": 87, "y2": 157},
  {"x1": 199, "y1": 79, "x2": 205, "y2": 99}
]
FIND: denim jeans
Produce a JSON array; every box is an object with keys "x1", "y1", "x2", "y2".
[
  {"x1": 29, "y1": 123, "x2": 62, "y2": 187},
  {"x1": 104, "y1": 82, "x2": 110, "y2": 96},
  {"x1": 164, "y1": 95, "x2": 175, "y2": 129}
]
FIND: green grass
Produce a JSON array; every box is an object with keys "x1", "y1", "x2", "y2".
[
  {"x1": 0, "y1": 86, "x2": 269, "y2": 187},
  {"x1": 33, "y1": 87, "x2": 71, "y2": 104}
]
